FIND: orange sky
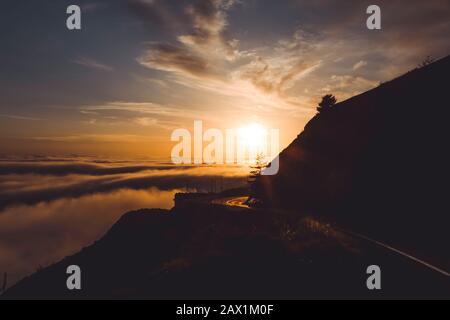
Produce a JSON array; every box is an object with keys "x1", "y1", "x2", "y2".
[{"x1": 1, "y1": 0, "x2": 450, "y2": 158}]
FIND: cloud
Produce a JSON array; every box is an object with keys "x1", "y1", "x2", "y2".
[
  {"x1": 134, "y1": 117, "x2": 158, "y2": 127},
  {"x1": 81, "y1": 101, "x2": 201, "y2": 119},
  {"x1": 0, "y1": 158, "x2": 249, "y2": 286},
  {"x1": 0, "y1": 114, "x2": 43, "y2": 121},
  {"x1": 72, "y1": 57, "x2": 114, "y2": 72},
  {"x1": 353, "y1": 60, "x2": 367, "y2": 71},
  {"x1": 138, "y1": 43, "x2": 219, "y2": 79},
  {"x1": 0, "y1": 162, "x2": 248, "y2": 210},
  {"x1": 31, "y1": 134, "x2": 152, "y2": 143},
  {"x1": 178, "y1": 0, "x2": 239, "y2": 59},
  {"x1": 129, "y1": 0, "x2": 238, "y2": 58},
  {"x1": 135, "y1": 0, "x2": 241, "y2": 83},
  {"x1": 0, "y1": 162, "x2": 186, "y2": 176},
  {"x1": 320, "y1": 75, "x2": 379, "y2": 101},
  {"x1": 132, "y1": 1, "x2": 410, "y2": 116},
  {"x1": 136, "y1": 24, "x2": 324, "y2": 116},
  {"x1": 78, "y1": 101, "x2": 211, "y2": 129},
  {"x1": 239, "y1": 56, "x2": 322, "y2": 95}
]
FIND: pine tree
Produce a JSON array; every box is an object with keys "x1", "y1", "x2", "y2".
[
  {"x1": 317, "y1": 94, "x2": 337, "y2": 114},
  {"x1": 248, "y1": 153, "x2": 267, "y2": 200}
]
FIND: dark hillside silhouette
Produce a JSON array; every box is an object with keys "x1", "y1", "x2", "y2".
[
  {"x1": 3, "y1": 205, "x2": 448, "y2": 299},
  {"x1": 256, "y1": 55, "x2": 450, "y2": 267}
]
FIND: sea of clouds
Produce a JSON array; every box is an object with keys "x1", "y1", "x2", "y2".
[{"x1": 0, "y1": 156, "x2": 248, "y2": 286}]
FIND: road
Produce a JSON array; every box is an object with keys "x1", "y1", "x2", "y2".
[
  {"x1": 211, "y1": 196, "x2": 250, "y2": 209},
  {"x1": 213, "y1": 195, "x2": 450, "y2": 280}
]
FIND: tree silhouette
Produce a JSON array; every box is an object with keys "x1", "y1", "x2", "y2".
[
  {"x1": 317, "y1": 94, "x2": 337, "y2": 114},
  {"x1": 248, "y1": 153, "x2": 267, "y2": 200}
]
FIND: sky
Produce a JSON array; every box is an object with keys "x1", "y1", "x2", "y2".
[
  {"x1": 1, "y1": 0, "x2": 450, "y2": 287},
  {"x1": 1, "y1": 0, "x2": 450, "y2": 158}
]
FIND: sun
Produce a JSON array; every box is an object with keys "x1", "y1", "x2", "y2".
[{"x1": 237, "y1": 122, "x2": 268, "y2": 155}]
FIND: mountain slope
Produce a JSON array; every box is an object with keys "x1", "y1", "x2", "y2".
[
  {"x1": 3, "y1": 204, "x2": 448, "y2": 299},
  {"x1": 258, "y1": 56, "x2": 450, "y2": 266}
]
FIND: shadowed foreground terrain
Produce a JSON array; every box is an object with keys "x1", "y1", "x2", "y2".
[{"x1": 2, "y1": 202, "x2": 448, "y2": 299}]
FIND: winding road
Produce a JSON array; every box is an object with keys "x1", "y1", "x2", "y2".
[
  {"x1": 212, "y1": 196, "x2": 250, "y2": 209},
  {"x1": 213, "y1": 195, "x2": 450, "y2": 280}
]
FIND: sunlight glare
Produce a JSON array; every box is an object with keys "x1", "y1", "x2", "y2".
[{"x1": 237, "y1": 123, "x2": 268, "y2": 160}]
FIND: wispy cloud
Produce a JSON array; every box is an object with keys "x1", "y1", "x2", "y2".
[
  {"x1": 353, "y1": 60, "x2": 368, "y2": 71},
  {"x1": 131, "y1": 0, "x2": 450, "y2": 118},
  {"x1": 31, "y1": 134, "x2": 153, "y2": 143},
  {"x1": 138, "y1": 43, "x2": 221, "y2": 79},
  {"x1": 79, "y1": 101, "x2": 217, "y2": 128},
  {"x1": 320, "y1": 75, "x2": 379, "y2": 101},
  {"x1": 134, "y1": 117, "x2": 158, "y2": 127},
  {"x1": 136, "y1": 16, "x2": 324, "y2": 115},
  {"x1": 72, "y1": 57, "x2": 114, "y2": 72},
  {"x1": 0, "y1": 114, "x2": 43, "y2": 121},
  {"x1": 239, "y1": 56, "x2": 322, "y2": 96},
  {"x1": 177, "y1": 0, "x2": 240, "y2": 60}
]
